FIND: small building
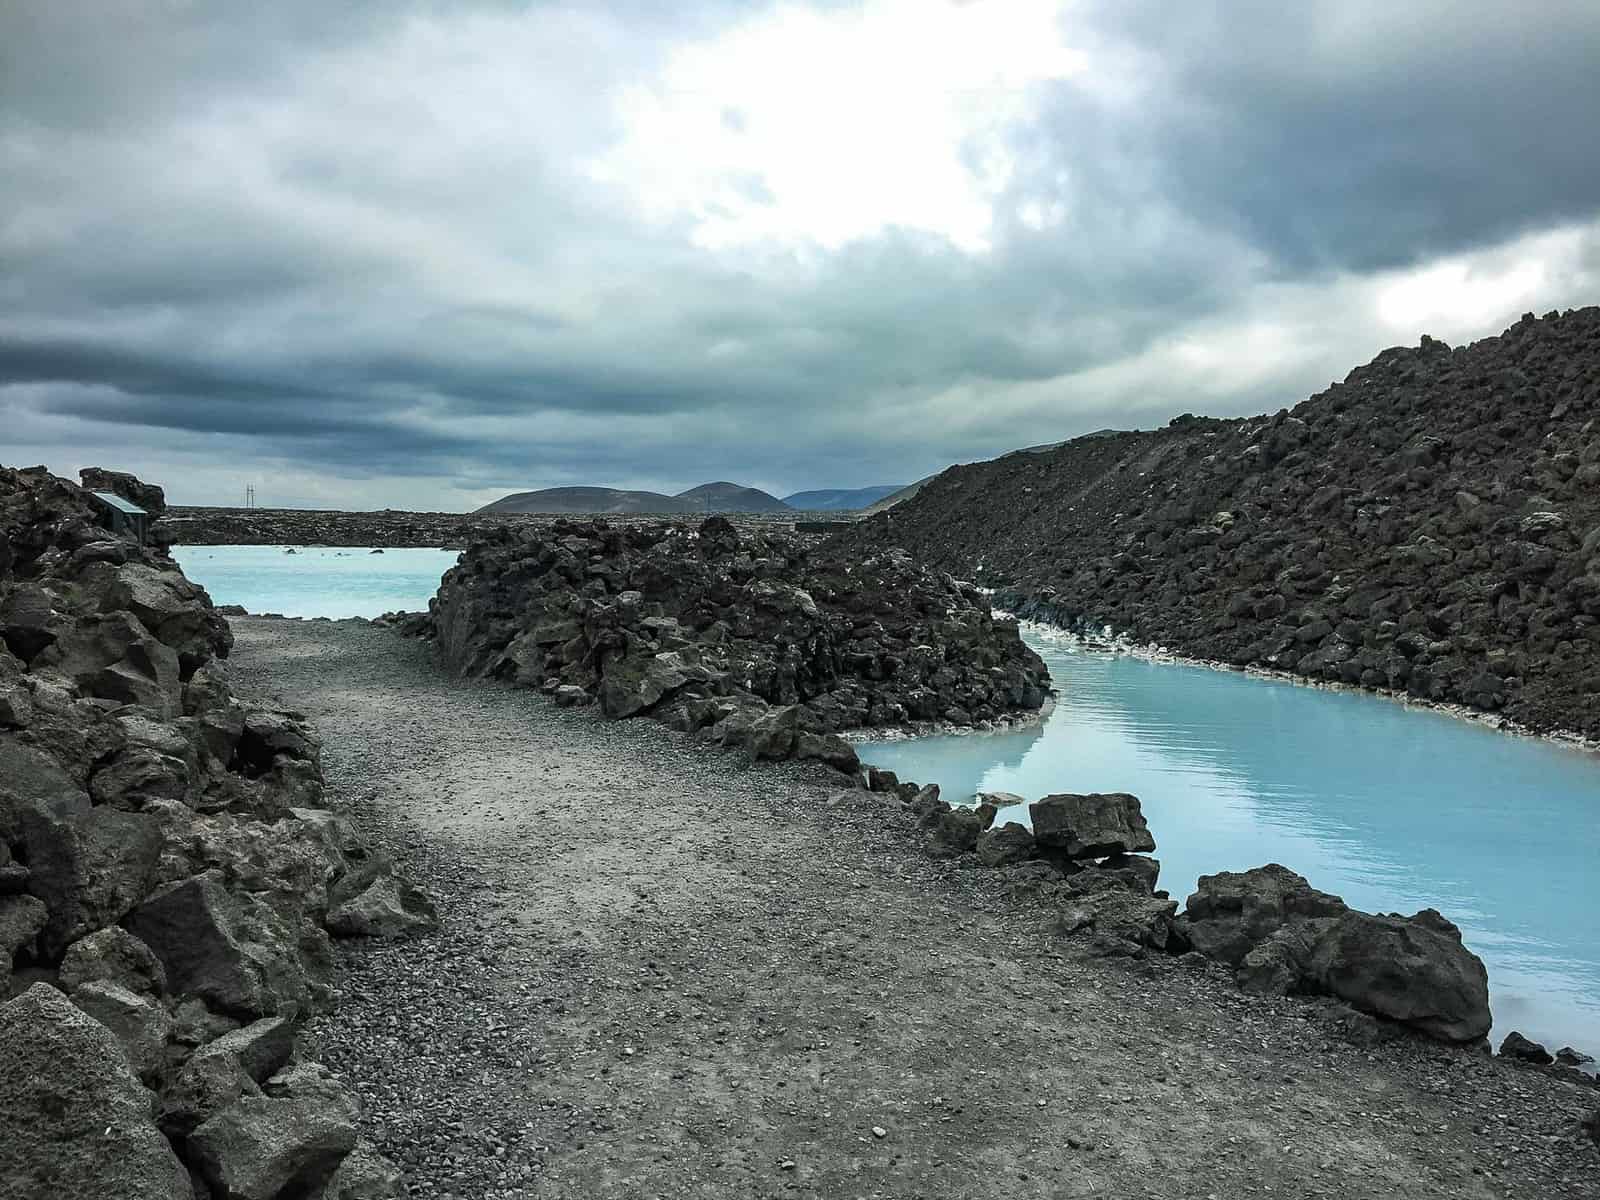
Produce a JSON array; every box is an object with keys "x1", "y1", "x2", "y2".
[{"x1": 87, "y1": 490, "x2": 152, "y2": 544}]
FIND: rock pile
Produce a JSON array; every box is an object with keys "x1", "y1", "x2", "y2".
[
  {"x1": 844, "y1": 308, "x2": 1600, "y2": 736},
  {"x1": 422, "y1": 516, "x2": 1050, "y2": 767},
  {"x1": 859, "y1": 770, "x2": 1495, "y2": 1045},
  {"x1": 0, "y1": 463, "x2": 435, "y2": 1199}
]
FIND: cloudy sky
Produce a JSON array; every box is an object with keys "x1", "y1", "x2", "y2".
[{"x1": 4, "y1": 1, "x2": 1600, "y2": 510}]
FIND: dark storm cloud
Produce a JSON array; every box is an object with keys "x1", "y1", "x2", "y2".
[
  {"x1": 1079, "y1": 0, "x2": 1600, "y2": 271},
  {"x1": 2, "y1": 0, "x2": 1599, "y2": 509}
]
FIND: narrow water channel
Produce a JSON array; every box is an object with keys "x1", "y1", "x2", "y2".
[{"x1": 859, "y1": 628, "x2": 1600, "y2": 1055}]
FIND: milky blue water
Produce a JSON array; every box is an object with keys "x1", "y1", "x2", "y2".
[
  {"x1": 172, "y1": 544, "x2": 458, "y2": 619},
  {"x1": 860, "y1": 631, "x2": 1600, "y2": 1056}
]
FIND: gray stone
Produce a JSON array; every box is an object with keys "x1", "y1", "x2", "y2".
[
  {"x1": 189, "y1": 1016, "x2": 296, "y2": 1083},
  {"x1": 70, "y1": 979, "x2": 173, "y2": 1083},
  {"x1": 975, "y1": 821, "x2": 1037, "y2": 867},
  {"x1": 1029, "y1": 792, "x2": 1156, "y2": 859},
  {"x1": 59, "y1": 926, "x2": 168, "y2": 997},
  {"x1": 1301, "y1": 909, "x2": 1491, "y2": 1043},
  {"x1": 35, "y1": 612, "x2": 181, "y2": 716},
  {"x1": 19, "y1": 803, "x2": 165, "y2": 957},
  {"x1": 923, "y1": 807, "x2": 984, "y2": 858},
  {"x1": 326, "y1": 870, "x2": 438, "y2": 939},
  {"x1": 1178, "y1": 864, "x2": 1348, "y2": 964},
  {"x1": 0, "y1": 982, "x2": 192, "y2": 1199},
  {"x1": 310, "y1": 1140, "x2": 405, "y2": 1200},
  {"x1": 189, "y1": 1062, "x2": 359, "y2": 1200},
  {"x1": 0, "y1": 892, "x2": 47, "y2": 958},
  {"x1": 158, "y1": 1051, "x2": 262, "y2": 1139},
  {"x1": 125, "y1": 869, "x2": 309, "y2": 1020},
  {"x1": 1183, "y1": 868, "x2": 1491, "y2": 1043},
  {"x1": 1500, "y1": 1030, "x2": 1554, "y2": 1064}
]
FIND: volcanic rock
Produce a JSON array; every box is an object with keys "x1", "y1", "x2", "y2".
[
  {"x1": 1180, "y1": 866, "x2": 1491, "y2": 1042},
  {"x1": 0, "y1": 982, "x2": 193, "y2": 1199},
  {"x1": 1029, "y1": 792, "x2": 1156, "y2": 859},
  {"x1": 427, "y1": 516, "x2": 1049, "y2": 763},
  {"x1": 975, "y1": 821, "x2": 1037, "y2": 866},
  {"x1": 188, "y1": 1062, "x2": 360, "y2": 1200},
  {"x1": 59, "y1": 926, "x2": 168, "y2": 996},
  {"x1": 1500, "y1": 1031, "x2": 1555, "y2": 1064}
]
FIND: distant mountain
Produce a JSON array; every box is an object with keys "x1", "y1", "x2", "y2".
[
  {"x1": 476, "y1": 480, "x2": 792, "y2": 515},
  {"x1": 674, "y1": 482, "x2": 791, "y2": 512},
  {"x1": 782, "y1": 485, "x2": 904, "y2": 511},
  {"x1": 476, "y1": 486, "x2": 695, "y2": 515}
]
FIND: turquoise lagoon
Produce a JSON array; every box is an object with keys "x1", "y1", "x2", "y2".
[
  {"x1": 172, "y1": 544, "x2": 459, "y2": 620},
  {"x1": 860, "y1": 631, "x2": 1600, "y2": 1055}
]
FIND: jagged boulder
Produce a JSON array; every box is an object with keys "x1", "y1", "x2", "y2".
[
  {"x1": 124, "y1": 869, "x2": 312, "y2": 1020},
  {"x1": 1178, "y1": 864, "x2": 1348, "y2": 963},
  {"x1": 187, "y1": 1016, "x2": 297, "y2": 1084},
  {"x1": 326, "y1": 867, "x2": 439, "y2": 938},
  {"x1": 70, "y1": 980, "x2": 173, "y2": 1082},
  {"x1": 59, "y1": 926, "x2": 168, "y2": 996},
  {"x1": 17, "y1": 802, "x2": 166, "y2": 957},
  {"x1": 1029, "y1": 792, "x2": 1155, "y2": 859},
  {"x1": 1180, "y1": 866, "x2": 1490, "y2": 1042},
  {"x1": 188, "y1": 1062, "x2": 360, "y2": 1200},
  {"x1": 0, "y1": 983, "x2": 193, "y2": 1199},
  {"x1": 923, "y1": 806, "x2": 985, "y2": 858}
]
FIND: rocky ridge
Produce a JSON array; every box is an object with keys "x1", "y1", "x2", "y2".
[
  {"x1": 161, "y1": 504, "x2": 803, "y2": 549},
  {"x1": 411, "y1": 515, "x2": 1050, "y2": 767},
  {"x1": 0, "y1": 464, "x2": 435, "y2": 1199},
  {"x1": 842, "y1": 307, "x2": 1600, "y2": 736}
]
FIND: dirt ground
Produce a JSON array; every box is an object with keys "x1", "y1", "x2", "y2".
[{"x1": 228, "y1": 617, "x2": 1600, "y2": 1200}]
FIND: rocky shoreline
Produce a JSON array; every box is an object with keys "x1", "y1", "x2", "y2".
[
  {"x1": 842, "y1": 307, "x2": 1600, "y2": 739},
  {"x1": 232, "y1": 616, "x2": 1600, "y2": 1197},
  {"x1": 1, "y1": 465, "x2": 436, "y2": 1199},
  {"x1": 1004, "y1": 609, "x2": 1600, "y2": 755}
]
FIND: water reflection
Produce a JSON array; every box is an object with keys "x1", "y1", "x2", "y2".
[{"x1": 858, "y1": 638, "x2": 1600, "y2": 1054}]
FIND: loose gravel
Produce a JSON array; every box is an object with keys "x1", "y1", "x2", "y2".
[{"x1": 228, "y1": 617, "x2": 1600, "y2": 1199}]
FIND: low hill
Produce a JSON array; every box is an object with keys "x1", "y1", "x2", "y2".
[
  {"x1": 674, "y1": 482, "x2": 791, "y2": 512},
  {"x1": 782, "y1": 485, "x2": 904, "y2": 511},
  {"x1": 476, "y1": 487, "x2": 694, "y2": 515},
  {"x1": 842, "y1": 307, "x2": 1600, "y2": 737}
]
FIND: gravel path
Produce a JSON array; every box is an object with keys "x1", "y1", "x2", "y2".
[{"x1": 228, "y1": 617, "x2": 1600, "y2": 1199}]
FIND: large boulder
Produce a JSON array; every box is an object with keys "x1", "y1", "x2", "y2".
[
  {"x1": 188, "y1": 1062, "x2": 359, "y2": 1200},
  {"x1": 0, "y1": 982, "x2": 192, "y2": 1199},
  {"x1": 34, "y1": 613, "x2": 181, "y2": 716},
  {"x1": 18, "y1": 803, "x2": 166, "y2": 957},
  {"x1": 1181, "y1": 866, "x2": 1490, "y2": 1043},
  {"x1": 1177, "y1": 864, "x2": 1347, "y2": 963},
  {"x1": 124, "y1": 869, "x2": 310, "y2": 1020},
  {"x1": 1029, "y1": 792, "x2": 1156, "y2": 859},
  {"x1": 1301, "y1": 909, "x2": 1491, "y2": 1043},
  {"x1": 326, "y1": 868, "x2": 438, "y2": 938}
]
